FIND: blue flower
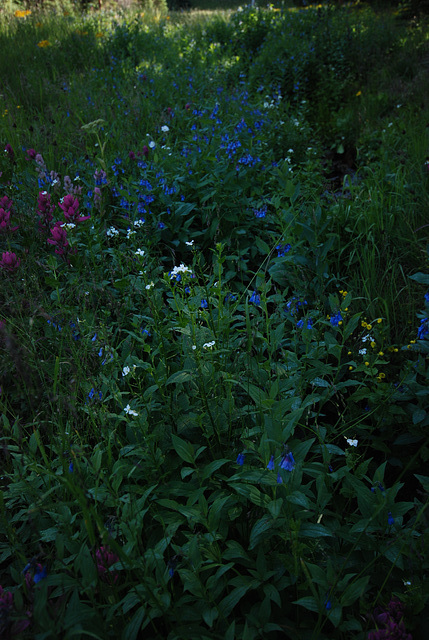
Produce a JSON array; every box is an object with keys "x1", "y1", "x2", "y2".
[
  {"x1": 417, "y1": 318, "x2": 428, "y2": 340},
  {"x1": 236, "y1": 452, "x2": 245, "y2": 466},
  {"x1": 387, "y1": 512, "x2": 395, "y2": 526},
  {"x1": 69, "y1": 461, "x2": 74, "y2": 473},
  {"x1": 280, "y1": 452, "x2": 295, "y2": 471},
  {"x1": 253, "y1": 204, "x2": 267, "y2": 218},
  {"x1": 297, "y1": 319, "x2": 304, "y2": 329},
  {"x1": 330, "y1": 312, "x2": 343, "y2": 326},
  {"x1": 276, "y1": 243, "x2": 291, "y2": 257},
  {"x1": 276, "y1": 472, "x2": 283, "y2": 484},
  {"x1": 324, "y1": 596, "x2": 332, "y2": 610},
  {"x1": 250, "y1": 290, "x2": 261, "y2": 306},
  {"x1": 34, "y1": 565, "x2": 47, "y2": 584},
  {"x1": 267, "y1": 455, "x2": 275, "y2": 471},
  {"x1": 200, "y1": 299, "x2": 208, "y2": 309}
]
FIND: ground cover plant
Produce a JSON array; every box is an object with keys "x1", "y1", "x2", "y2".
[{"x1": 0, "y1": 0, "x2": 429, "y2": 638}]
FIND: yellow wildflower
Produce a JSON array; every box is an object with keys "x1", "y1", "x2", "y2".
[{"x1": 37, "y1": 40, "x2": 51, "y2": 48}]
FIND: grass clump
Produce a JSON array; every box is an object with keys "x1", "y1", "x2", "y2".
[{"x1": 0, "y1": 2, "x2": 428, "y2": 639}]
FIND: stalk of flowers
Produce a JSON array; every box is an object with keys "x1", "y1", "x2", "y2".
[
  {"x1": 58, "y1": 195, "x2": 90, "y2": 224},
  {"x1": 47, "y1": 221, "x2": 70, "y2": 258},
  {"x1": 0, "y1": 252, "x2": 20, "y2": 273},
  {"x1": 367, "y1": 598, "x2": 412, "y2": 640},
  {"x1": 4, "y1": 143, "x2": 14, "y2": 162},
  {"x1": 95, "y1": 546, "x2": 119, "y2": 584},
  {"x1": 63, "y1": 175, "x2": 82, "y2": 196},
  {"x1": 37, "y1": 191, "x2": 55, "y2": 233},
  {"x1": 0, "y1": 206, "x2": 18, "y2": 233}
]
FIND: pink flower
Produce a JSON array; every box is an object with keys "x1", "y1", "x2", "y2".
[
  {"x1": 0, "y1": 196, "x2": 12, "y2": 210},
  {"x1": 141, "y1": 145, "x2": 149, "y2": 157},
  {"x1": 47, "y1": 221, "x2": 69, "y2": 255},
  {"x1": 0, "y1": 252, "x2": 20, "y2": 272},
  {"x1": 26, "y1": 148, "x2": 37, "y2": 160},
  {"x1": 128, "y1": 151, "x2": 136, "y2": 160},
  {"x1": 95, "y1": 546, "x2": 119, "y2": 584},
  {"x1": 185, "y1": 103, "x2": 191, "y2": 110},
  {"x1": 58, "y1": 195, "x2": 90, "y2": 224},
  {"x1": 0, "y1": 207, "x2": 18, "y2": 232}
]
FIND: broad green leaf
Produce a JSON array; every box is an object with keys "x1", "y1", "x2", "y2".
[
  {"x1": 171, "y1": 434, "x2": 195, "y2": 464},
  {"x1": 219, "y1": 586, "x2": 251, "y2": 617},
  {"x1": 293, "y1": 596, "x2": 319, "y2": 612},
  {"x1": 249, "y1": 516, "x2": 272, "y2": 550},
  {"x1": 121, "y1": 606, "x2": 145, "y2": 640},
  {"x1": 341, "y1": 575, "x2": 369, "y2": 607},
  {"x1": 166, "y1": 371, "x2": 193, "y2": 385},
  {"x1": 299, "y1": 523, "x2": 333, "y2": 538}
]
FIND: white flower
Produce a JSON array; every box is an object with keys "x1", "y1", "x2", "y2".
[
  {"x1": 203, "y1": 341, "x2": 215, "y2": 349},
  {"x1": 149, "y1": 141, "x2": 156, "y2": 149},
  {"x1": 124, "y1": 404, "x2": 138, "y2": 416},
  {"x1": 170, "y1": 263, "x2": 192, "y2": 277},
  {"x1": 126, "y1": 228, "x2": 136, "y2": 238},
  {"x1": 192, "y1": 345, "x2": 196, "y2": 350},
  {"x1": 63, "y1": 223, "x2": 76, "y2": 231},
  {"x1": 161, "y1": 125, "x2": 169, "y2": 133},
  {"x1": 359, "y1": 348, "x2": 367, "y2": 355},
  {"x1": 185, "y1": 240, "x2": 194, "y2": 246},
  {"x1": 145, "y1": 281, "x2": 154, "y2": 290},
  {"x1": 362, "y1": 334, "x2": 371, "y2": 343},
  {"x1": 122, "y1": 365, "x2": 131, "y2": 376},
  {"x1": 106, "y1": 226, "x2": 119, "y2": 237},
  {"x1": 134, "y1": 219, "x2": 145, "y2": 228},
  {"x1": 135, "y1": 248, "x2": 145, "y2": 256},
  {"x1": 346, "y1": 438, "x2": 358, "y2": 447}
]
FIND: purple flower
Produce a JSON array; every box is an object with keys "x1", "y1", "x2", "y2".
[
  {"x1": 0, "y1": 207, "x2": 18, "y2": 233},
  {"x1": 0, "y1": 251, "x2": 20, "y2": 273},
  {"x1": 236, "y1": 452, "x2": 245, "y2": 466},
  {"x1": 95, "y1": 546, "x2": 119, "y2": 584},
  {"x1": 47, "y1": 221, "x2": 69, "y2": 256},
  {"x1": 59, "y1": 194, "x2": 90, "y2": 224},
  {"x1": 280, "y1": 452, "x2": 295, "y2": 471},
  {"x1": 330, "y1": 312, "x2": 343, "y2": 326},
  {"x1": 267, "y1": 455, "x2": 275, "y2": 471},
  {"x1": 250, "y1": 290, "x2": 261, "y2": 305}
]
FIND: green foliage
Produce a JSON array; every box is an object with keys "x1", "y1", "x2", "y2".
[{"x1": 0, "y1": 3, "x2": 428, "y2": 639}]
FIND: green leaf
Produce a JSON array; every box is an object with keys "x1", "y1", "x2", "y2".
[
  {"x1": 201, "y1": 458, "x2": 229, "y2": 480},
  {"x1": 171, "y1": 434, "x2": 195, "y2": 464},
  {"x1": 286, "y1": 491, "x2": 311, "y2": 509},
  {"x1": 219, "y1": 586, "x2": 252, "y2": 617},
  {"x1": 293, "y1": 596, "x2": 319, "y2": 612},
  {"x1": 409, "y1": 272, "x2": 429, "y2": 285},
  {"x1": 299, "y1": 523, "x2": 333, "y2": 538},
  {"x1": 341, "y1": 576, "x2": 369, "y2": 607},
  {"x1": 202, "y1": 606, "x2": 218, "y2": 628},
  {"x1": 412, "y1": 408, "x2": 426, "y2": 424},
  {"x1": 255, "y1": 236, "x2": 271, "y2": 255},
  {"x1": 166, "y1": 371, "x2": 193, "y2": 385},
  {"x1": 229, "y1": 483, "x2": 271, "y2": 507},
  {"x1": 121, "y1": 606, "x2": 145, "y2": 640},
  {"x1": 249, "y1": 516, "x2": 272, "y2": 550}
]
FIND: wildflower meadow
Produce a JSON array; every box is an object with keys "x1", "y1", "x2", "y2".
[{"x1": 0, "y1": 0, "x2": 428, "y2": 638}]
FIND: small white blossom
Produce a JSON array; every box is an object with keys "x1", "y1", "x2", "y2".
[
  {"x1": 122, "y1": 365, "x2": 131, "y2": 376},
  {"x1": 185, "y1": 240, "x2": 194, "y2": 246},
  {"x1": 149, "y1": 141, "x2": 156, "y2": 149},
  {"x1": 346, "y1": 438, "x2": 358, "y2": 447},
  {"x1": 203, "y1": 341, "x2": 215, "y2": 349},
  {"x1": 134, "y1": 219, "x2": 145, "y2": 228},
  {"x1": 359, "y1": 348, "x2": 367, "y2": 355},
  {"x1": 106, "y1": 226, "x2": 119, "y2": 237},
  {"x1": 161, "y1": 125, "x2": 169, "y2": 133},
  {"x1": 124, "y1": 404, "x2": 138, "y2": 416},
  {"x1": 192, "y1": 345, "x2": 197, "y2": 350},
  {"x1": 170, "y1": 263, "x2": 192, "y2": 277},
  {"x1": 362, "y1": 334, "x2": 371, "y2": 343},
  {"x1": 135, "y1": 248, "x2": 145, "y2": 256},
  {"x1": 145, "y1": 281, "x2": 155, "y2": 290},
  {"x1": 126, "y1": 228, "x2": 136, "y2": 238},
  {"x1": 63, "y1": 223, "x2": 76, "y2": 231}
]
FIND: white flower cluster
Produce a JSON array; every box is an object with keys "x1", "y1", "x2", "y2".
[
  {"x1": 135, "y1": 248, "x2": 145, "y2": 256},
  {"x1": 63, "y1": 223, "x2": 76, "y2": 231},
  {"x1": 106, "y1": 226, "x2": 119, "y2": 237},
  {"x1": 145, "y1": 281, "x2": 155, "y2": 290},
  {"x1": 161, "y1": 125, "x2": 169, "y2": 133},
  {"x1": 134, "y1": 219, "x2": 145, "y2": 228},
  {"x1": 170, "y1": 263, "x2": 192, "y2": 277},
  {"x1": 203, "y1": 341, "x2": 215, "y2": 349},
  {"x1": 126, "y1": 228, "x2": 136, "y2": 239}
]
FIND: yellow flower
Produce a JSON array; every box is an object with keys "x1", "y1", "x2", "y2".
[
  {"x1": 15, "y1": 9, "x2": 31, "y2": 17},
  {"x1": 348, "y1": 366, "x2": 353, "y2": 371},
  {"x1": 95, "y1": 32, "x2": 104, "y2": 38},
  {"x1": 365, "y1": 361, "x2": 370, "y2": 366},
  {"x1": 356, "y1": 90, "x2": 362, "y2": 97},
  {"x1": 37, "y1": 40, "x2": 51, "y2": 48},
  {"x1": 378, "y1": 372, "x2": 386, "y2": 379},
  {"x1": 377, "y1": 318, "x2": 382, "y2": 324},
  {"x1": 378, "y1": 351, "x2": 384, "y2": 356},
  {"x1": 370, "y1": 341, "x2": 376, "y2": 348},
  {"x1": 367, "y1": 324, "x2": 372, "y2": 331}
]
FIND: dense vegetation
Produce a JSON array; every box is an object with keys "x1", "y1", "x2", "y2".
[{"x1": 0, "y1": 1, "x2": 428, "y2": 638}]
